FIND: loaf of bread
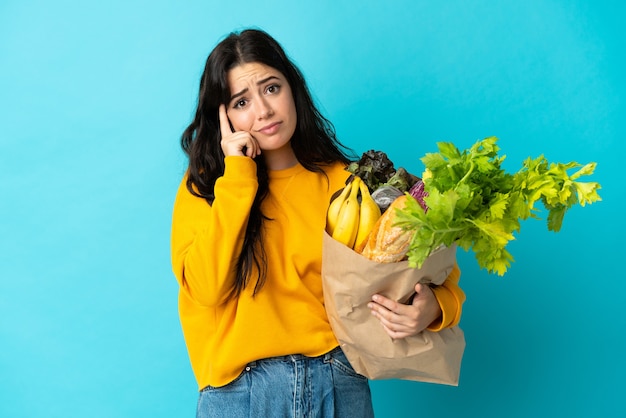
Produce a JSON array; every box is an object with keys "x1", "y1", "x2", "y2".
[{"x1": 357, "y1": 195, "x2": 415, "y2": 263}]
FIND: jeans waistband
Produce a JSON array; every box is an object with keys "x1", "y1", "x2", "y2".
[{"x1": 248, "y1": 346, "x2": 342, "y2": 367}]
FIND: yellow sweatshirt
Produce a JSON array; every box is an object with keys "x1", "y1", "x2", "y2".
[{"x1": 171, "y1": 156, "x2": 465, "y2": 390}]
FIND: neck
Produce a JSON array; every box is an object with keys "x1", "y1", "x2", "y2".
[{"x1": 263, "y1": 145, "x2": 298, "y2": 170}]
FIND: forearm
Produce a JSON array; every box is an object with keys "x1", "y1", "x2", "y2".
[{"x1": 171, "y1": 157, "x2": 258, "y2": 306}]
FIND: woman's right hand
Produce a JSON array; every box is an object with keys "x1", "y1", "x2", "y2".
[{"x1": 219, "y1": 104, "x2": 262, "y2": 158}]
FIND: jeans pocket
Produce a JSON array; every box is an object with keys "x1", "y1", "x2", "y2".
[
  {"x1": 196, "y1": 366, "x2": 255, "y2": 418},
  {"x1": 329, "y1": 349, "x2": 368, "y2": 381},
  {"x1": 199, "y1": 366, "x2": 250, "y2": 393}
]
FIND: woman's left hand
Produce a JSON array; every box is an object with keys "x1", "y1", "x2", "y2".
[{"x1": 368, "y1": 283, "x2": 442, "y2": 339}]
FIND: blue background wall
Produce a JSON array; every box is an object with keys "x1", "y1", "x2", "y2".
[{"x1": 1, "y1": 1, "x2": 624, "y2": 417}]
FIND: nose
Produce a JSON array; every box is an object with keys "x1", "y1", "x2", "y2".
[{"x1": 257, "y1": 97, "x2": 274, "y2": 119}]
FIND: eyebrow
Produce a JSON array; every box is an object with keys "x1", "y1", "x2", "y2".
[{"x1": 229, "y1": 76, "x2": 280, "y2": 102}]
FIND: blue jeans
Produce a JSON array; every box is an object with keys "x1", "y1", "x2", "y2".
[{"x1": 196, "y1": 347, "x2": 374, "y2": 418}]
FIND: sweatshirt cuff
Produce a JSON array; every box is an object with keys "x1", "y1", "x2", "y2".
[
  {"x1": 223, "y1": 156, "x2": 257, "y2": 179},
  {"x1": 427, "y1": 263, "x2": 464, "y2": 331},
  {"x1": 427, "y1": 285, "x2": 457, "y2": 332}
]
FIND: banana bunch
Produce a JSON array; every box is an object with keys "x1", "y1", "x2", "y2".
[{"x1": 326, "y1": 176, "x2": 382, "y2": 249}]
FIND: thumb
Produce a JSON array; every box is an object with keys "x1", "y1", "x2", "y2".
[
  {"x1": 414, "y1": 282, "x2": 427, "y2": 295},
  {"x1": 412, "y1": 283, "x2": 428, "y2": 304}
]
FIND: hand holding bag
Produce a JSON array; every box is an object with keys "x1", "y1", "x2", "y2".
[{"x1": 321, "y1": 231, "x2": 465, "y2": 385}]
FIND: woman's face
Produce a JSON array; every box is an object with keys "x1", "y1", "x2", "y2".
[{"x1": 225, "y1": 62, "x2": 297, "y2": 155}]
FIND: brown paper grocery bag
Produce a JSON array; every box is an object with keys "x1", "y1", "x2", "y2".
[{"x1": 321, "y1": 231, "x2": 465, "y2": 385}]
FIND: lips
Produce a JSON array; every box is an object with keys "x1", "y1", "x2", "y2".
[{"x1": 257, "y1": 121, "x2": 281, "y2": 135}]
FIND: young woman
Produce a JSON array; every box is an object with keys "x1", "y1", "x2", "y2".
[{"x1": 171, "y1": 28, "x2": 465, "y2": 418}]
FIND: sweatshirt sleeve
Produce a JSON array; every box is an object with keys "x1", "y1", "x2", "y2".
[
  {"x1": 427, "y1": 263, "x2": 465, "y2": 331},
  {"x1": 171, "y1": 157, "x2": 258, "y2": 307}
]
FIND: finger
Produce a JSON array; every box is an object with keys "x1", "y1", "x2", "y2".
[
  {"x1": 381, "y1": 323, "x2": 411, "y2": 340},
  {"x1": 244, "y1": 133, "x2": 261, "y2": 158},
  {"x1": 371, "y1": 294, "x2": 407, "y2": 316},
  {"x1": 377, "y1": 314, "x2": 416, "y2": 339},
  {"x1": 376, "y1": 309, "x2": 426, "y2": 338},
  {"x1": 368, "y1": 300, "x2": 405, "y2": 326},
  {"x1": 218, "y1": 104, "x2": 233, "y2": 138},
  {"x1": 372, "y1": 309, "x2": 406, "y2": 330},
  {"x1": 222, "y1": 131, "x2": 258, "y2": 158},
  {"x1": 243, "y1": 139, "x2": 258, "y2": 158}
]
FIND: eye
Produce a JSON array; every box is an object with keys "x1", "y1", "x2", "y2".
[
  {"x1": 265, "y1": 84, "x2": 281, "y2": 94},
  {"x1": 233, "y1": 98, "x2": 247, "y2": 109}
]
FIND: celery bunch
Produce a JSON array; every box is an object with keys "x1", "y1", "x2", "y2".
[{"x1": 395, "y1": 136, "x2": 602, "y2": 275}]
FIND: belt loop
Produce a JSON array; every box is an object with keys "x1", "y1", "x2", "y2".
[{"x1": 323, "y1": 347, "x2": 337, "y2": 363}]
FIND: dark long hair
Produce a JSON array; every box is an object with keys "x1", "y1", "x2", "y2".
[{"x1": 180, "y1": 28, "x2": 354, "y2": 298}]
